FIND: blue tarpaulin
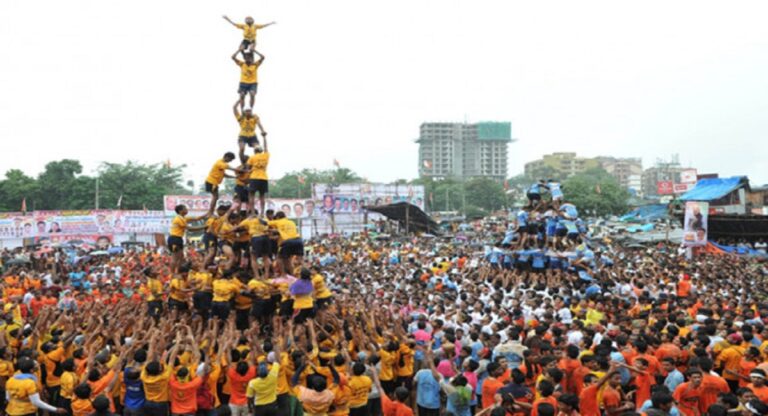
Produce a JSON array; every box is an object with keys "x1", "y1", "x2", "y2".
[
  {"x1": 620, "y1": 204, "x2": 669, "y2": 222},
  {"x1": 710, "y1": 241, "x2": 767, "y2": 257},
  {"x1": 680, "y1": 176, "x2": 747, "y2": 201}
]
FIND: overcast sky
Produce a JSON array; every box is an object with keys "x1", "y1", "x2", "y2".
[{"x1": 1, "y1": 0, "x2": 767, "y2": 187}]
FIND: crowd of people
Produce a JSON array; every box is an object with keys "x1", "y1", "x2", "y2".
[{"x1": 2, "y1": 13, "x2": 768, "y2": 416}]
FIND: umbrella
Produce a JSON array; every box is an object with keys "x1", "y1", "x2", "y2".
[
  {"x1": 108, "y1": 247, "x2": 124, "y2": 255},
  {"x1": 5, "y1": 258, "x2": 31, "y2": 266},
  {"x1": 90, "y1": 251, "x2": 109, "y2": 256}
]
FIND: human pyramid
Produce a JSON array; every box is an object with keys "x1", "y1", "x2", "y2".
[{"x1": 166, "y1": 16, "x2": 305, "y2": 284}]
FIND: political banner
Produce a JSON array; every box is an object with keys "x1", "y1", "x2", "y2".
[
  {"x1": 163, "y1": 195, "x2": 317, "y2": 219},
  {"x1": 673, "y1": 183, "x2": 695, "y2": 194},
  {"x1": 680, "y1": 169, "x2": 698, "y2": 184},
  {"x1": 311, "y1": 183, "x2": 426, "y2": 213},
  {"x1": 683, "y1": 201, "x2": 708, "y2": 247},
  {"x1": 0, "y1": 210, "x2": 168, "y2": 239}
]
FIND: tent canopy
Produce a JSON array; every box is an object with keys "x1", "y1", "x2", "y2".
[
  {"x1": 367, "y1": 202, "x2": 441, "y2": 235},
  {"x1": 680, "y1": 176, "x2": 748, "y2": 201}
]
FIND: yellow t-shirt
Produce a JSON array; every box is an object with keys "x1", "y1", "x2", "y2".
[
  {"x1": 239, "y1": 62, "x2": 259, "y2": 84},
  {"x1": 233, "y1": 280, "x2": 252, "y2": 310},
  {"x1": 212, "y1": 279, "x2": 238, "y2": 302},
  {"x1": 140, "y1": 365, "x2": 172, "y2": 402},
  {"x1": 268, "y1": 218, "x2": 300, "y2": 242},
  {"x1": 191, "y1": 272, "x2": 213, "y2": 293},
  {"x1": 235, "y1": 169, "x2": 250, "y2": 187},
  {"x1": 218, "y1": 221, "x2": 234, "y2": 242},
  {"x1": 247, "y1": 152, "x2": 270, "y2": 180},
  {"x1": 44, "y1": 346, "x2": 66, "y2": 387},
  {"x1": 348, "y1": 375, "x2": 372, "y2": 408},
  {"x1": 248, "y1": 279, "x2": 273, "y2": 300},
  {"x1": 239, "y1": 217, "x2": 268, "y2": 238},
  {"x1": 5, "y1": 376, "x2": 38, "y2": 416},
  {"x1": 206, "y1": 159, "x2": 230, "y2": 186},
  {"x1": 235, "y1": 23, "x2": 264, "y2": 42},
  {"x1": 169, "y1": 215, "x2": 187, "y2": 237},
  {"x1": 311, "y1": 274, "x2": 332, "y2": 300},
  {"x1": 237, "y1": 114, "x2": 259, "y2": 138},
  {"x1": 60, "y1": 371, "x2": 77, "y2": 400},
  {"x1": 170, "y1": 278, "x2": 189, "y2": 302},
  {"x1": 147, "y1": 278, "x2": 163, "y2": 302},
  {"x1": 207, "y1": 216, "x2": 226, "y2": 235}
]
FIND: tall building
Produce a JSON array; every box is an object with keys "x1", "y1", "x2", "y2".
[
  {"x1": 417, "y1": 121, "x2": 512, "y2": 181},
  {"x1": 641, "y1": 155, "x2": 694, "y2": 197}
]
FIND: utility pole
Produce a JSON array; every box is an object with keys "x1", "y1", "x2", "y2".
[{"x1": 95, "y1": 177, "x2": 100, "y2": 209}]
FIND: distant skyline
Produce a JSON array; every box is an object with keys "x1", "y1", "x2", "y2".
[{"x1": 1, "y1": 0, "x2": 767, "y2": 187}]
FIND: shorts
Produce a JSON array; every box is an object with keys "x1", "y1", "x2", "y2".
[
  {"x1": 279, "y1": 238, "x2": 304, "y2": 258},
  {"x1": 556, "y1": 228, "x2": 568, "y2": 237},
  {"x1": 148, "y1": 300, "x2": 163, "y2": 318},
  {"x1": 233, "y1": 241, "x2": 250, "y2": 253},
  {"x1": 397, "y1": 376, "x2": 413, "y2": 390},
  {"x1": 238, "y1": 136, "x2": 259, "y2": 147},
  {"x1": 380, "y1": 380, "x2": 397, "y2": 396},
  {"x1": 252, "y1": 401, "x2": 278, "y2": 416},
  {"x1": 293, "y1": 307, "x2": 315, "y2": 324},
  {"x1": 193, "y1": 291, "x2": 213, "y2": 313},
  {"x1": 527, "y1": 224, "x2": 539, "y2": 234},
  {"x1": 270, "y1": 239, "x2": 279, "y2": 256},
  {"x1": 168, "y1": 298, "x2": 189, "y2": 311},
  {"x1": 238, "y1": 82, "x2": 258, "y2": 94},
  {"x1": 234, "y1": 184, "x2": 249, "y2": 203},
  {"x1": 240, "y1": 39, "x2": 254, "y2": 49},
  {"x1": 167, "y1": 236, "x2": 184, "y2": 252},
  {"x1": 316, "y1": 296, "x2": 333, "y2": 309},
  {"x1": 546, "y1": 225, "x2": 557, "y2": 236},
  {"x1": 203, "y1": 233, "x2": 218, "y2": 250},
  {"x1": 279, "y1": 300, "x2": 294, "y2": 318},
  {"x1": 211, "y1": 301, "x2": 231, "y2": 321},
  {"x1": 251, "y1": 236, "x2": 272, "y2": 257},
  {"x1": 527, "y1": 192, "x2": 541, "y2": 201},
  {"x1": 251, "y1": 298, "x2": 275, "y2": 319},
  {"x1": 248, "y1": 179, "x2": 269, "y2": 195},
  {"x1": 205, "y1": 181, "x2": 218, "y2": 193}
]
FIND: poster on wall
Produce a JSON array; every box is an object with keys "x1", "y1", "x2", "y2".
[{"x1": 683, "y1": 201, "x2": 708, "y2": 247}]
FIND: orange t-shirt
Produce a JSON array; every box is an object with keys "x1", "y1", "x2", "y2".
[
  {"x1": 677, "y1": 280, "x2": 691, "y2": 297},
  {"x1": 673, "y1": 382, "x2": 701, "y2": 416},
  {"x1": 634, "y1": 373, "x2": 653, "y2": 409},
  {"x1": 169, "y1": 375, "x2": 204, "y2": 414},
  {"x1": 601, "y1": 386, "x2": 622, "y2": 413},
  {"x1": 481, "y1": 376, "x2": 504, "y2": 409},
  {"x1": 531, "y1": 396, "x2": 558, "y2": 416},
  {"x1": 699, "y1": 374, "x2": 728, "y2": 414},
  {"x1": 739, "y1": 359, "x2": 758, "y2": 387},
  {"x1": 227, "y1": 366, "x2": 256, "y2": 405},
  {"x1": 381, "y1": 394, "x2": 413, "y2": 416},
  {"x1": 747, "y1": 383, "x2": 768, "y2": 404},
  {"x1": 579, "y1": 384, "x2": 600, "y2": 416}
]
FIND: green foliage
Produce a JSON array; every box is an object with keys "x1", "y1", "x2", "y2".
[
  {"x1": 269, "y1": 168, "x2": 364, "y2": 199},
  {"x1": 411, "y1": 176, "x2": 509, "y2": 213},
  {"x1": 563, "y1": 168, "x2": 630, "y2": 216},
  {"x1": 0, "y1": 160, "x2": 190, "y2": 211}
]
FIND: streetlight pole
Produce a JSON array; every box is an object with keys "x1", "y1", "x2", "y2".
[{"x1": 95, "y1": 177, "x2": 100, "y2": 209}]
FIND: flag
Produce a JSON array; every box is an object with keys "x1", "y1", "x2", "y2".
[
  {"x1": 429, "y1": 192, "x2": 434, "y2": 205},
  {"x1": 297, "y1": 175, "x2": 305, "y2": 185},
  {"x1": 21, "y1": 198, "x2": 27, "y2": 214},
  {"x1": 595, "y1": 183, "x2": 602, "y2": 194},
  {"x1": 142, "y1": 204, "x2": 148, "y2": 213},
  {"x1": 503, "y1": 180, "x2": 510, "y2": 191},
  {"x1": 165, "y1": 159, "x2": 172, "y2": 168},
  {"x1": 423, "y1": 160, "x2": 432, "y2": 169},
  {"x1": 116, "y1": 194, "x2": 123, "y2": 209},
  {"x1": 333, "y1": 158, "x2": 340, "y2": 168}
]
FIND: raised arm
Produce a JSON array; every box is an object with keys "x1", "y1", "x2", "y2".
[
  {"x1": 232, "y1": 50, "x2": 243, "y2": 65},
  {"x1": 254, "y1": 50, "x2": 265, "y2": 65},
  {"x1": 222, "y1": 15, "x2": 238, "y2": 27},
  {"x1": 233, "y1": 101, "x2": 241, "y2": 119}
]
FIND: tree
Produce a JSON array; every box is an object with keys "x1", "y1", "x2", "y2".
[
  {"x1": 464, "y1": 177, "x2": 507, "y2": 213},
  {"x1": 0, "y1": 169, "x2": 39, "y2": 211},
  {"x1": 36, "y1": 159, "x2": 86, "y2": 209},
  {"x1": 270, "y1": 168, "x2": 364, "y2": 199},
  {"x1": 96, "y1": 161, "x2": 190, "y2": 210},
  {"x1": 563, "y1": 168, "x2": 629, "y2": 216}
]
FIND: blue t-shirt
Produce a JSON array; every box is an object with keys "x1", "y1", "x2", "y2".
[
  {"x1": 517, "y1": 211, "x2": 528, "y2": 227},
  {"x1": 415, "y1": 369, "x2": 441, "y2": 409},
  {"x1": 531, "y1": 252, "x2": 546, "y2": 269},
  {"x1": 123, "y1": 369, "x2": 145, "y2": 410}
]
